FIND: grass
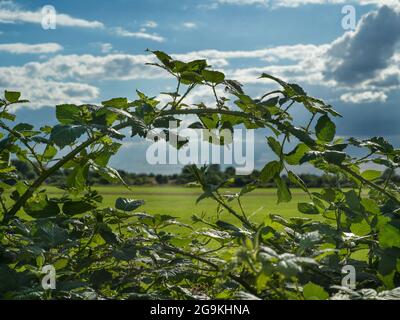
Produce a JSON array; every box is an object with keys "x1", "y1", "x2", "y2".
[
  {"x1": 34, "y1": 185, "x2": 323, "y2": 228},
  {"x1": 10, "y1": 185, "x2": 368, "y2": 259}
]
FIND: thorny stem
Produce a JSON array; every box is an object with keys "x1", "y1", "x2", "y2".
[
  {"x1": 171, "y1": 79, "x2": 181, "y2": 110},
  {"x1": 338, "y1": 164, "x2": 400, "y2": 205},
  {"x1": 213, "y1": 191, "x2": 254, "y2": 230},
  {"x1": 0, "y1": 120, "x2": 44, "y2": 174},
  {"x1": 173, "y1": 84, "x2": 196, "y2": 109},
  {"x1": 162, "y1": 244, "x2": 260, "y2": 297},
  {"x1": 306, "y1": 113, "x2": 316, "y2": 132}
]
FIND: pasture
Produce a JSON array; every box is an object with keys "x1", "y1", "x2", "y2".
[{"x1": 40, "y1": 185, "x2": 320, "y2": 227}]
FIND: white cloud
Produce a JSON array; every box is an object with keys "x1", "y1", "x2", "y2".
[
  {"x1": 213, "y1": 0, "x2": 400, "y2": 9},
  {"x1": 182, "y1": 22, "x2": 197, "y2": 29},
  {"x1": 217, "y1": 0, "x2": 268, "y2": 6},
  {"x1": 0, "y1": 42, "x2": 63, "y2": 54},
  {"x1": 4, "y1": 78, "x2": 99, "y2": 109},
  {"x1": 0, "y1": 52, "x2": 166, "y2": 107},
  {"x1": 171, "y1": 44, "x2": 326, "y2": 68},
  {"x1": 114, "y1": 27, "x2": 165, "y2": 42},
  {"x1": 340, "y1": 91, "x2": 388, "y2": 103},
  {"x1": 2, "y1": 5, "x2": 399, "y2": 109},
  {"x1": 0, "y1": 1, "x2": 104, "y2": 28},
  {"x1": 99, "y1": 43, "x2": 113, "y2": 54}
]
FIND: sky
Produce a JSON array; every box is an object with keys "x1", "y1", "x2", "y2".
[{"x1": 0, "y1": 0, "x2": 399, "y2": 174}]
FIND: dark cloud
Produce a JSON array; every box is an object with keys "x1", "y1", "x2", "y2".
[
  {"x1": 334, "y1": 98, "x2": 400, "y2": 137},
  {"x1": 324, "y1": 6, "x2": 400, "y2": 85}
]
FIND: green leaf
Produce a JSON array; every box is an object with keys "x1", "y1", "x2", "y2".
[
  {"x1": 4, "y1": 91, "x2": 21, "y2": 103},
  {"x1": 216, "y1": 220, "x2": 241, "y2": 232},
  {"x1": 0, "y1": 111, "x2": 16, "y2": 121},
  {"x1": 90, "y1": 269, "x2": 112, "y2": 288},
  {"x1": 378, "y1": 249, "x2": 398, "y2": 276},
  {"x1": 13, "y1": 123, "x2": 33, "y2": 132},
  {"x1": 92, "y1": 164, "x2": 128, "y2": 186},
  {"x1": 323, "y1": 151, "x2": 346, "y2": 165},
  {"x1": 98, "y1": 223, "x2": 119, "y2": 244},
  {"x1": 287, "y1": 171, "x2": 308, "y2": 193},
  {"x1": 200, "y1": 114, "x2": 219, "y2": 129},
  {"x1": 24, "y1": 193, "x2": 60, "y2": 218},
  {"x1": 287, "y1": 126, "x2": 316, "y2": 148},
  {"x1": 56, "y1": 104, "x2": 81, "y2": 124},
  {"x1": 101, "y1": 97, "x2": 128, "y2": 109},
  {"x1": 112, "y1": 245, "x2": 137, "y2": 261},
  {"x1": 345, "y1": 190, "x2": 361, "y2": 211},
  {"x1": 201, "y1": 70, "x2": 225, "y2": 84},
  {"x1": 361, "y1": 198, "x2": 380, "y2": 215},
  {"x1": 315, "y1": 114, "x2": 336, "y2": 142},
  {"x1": 275, "y1": 176, "x2": 292, "y2": 203},
  {"x1": 298, "y1": 202, "x2": 320, "y2": 215},
  {"x1": 260, "y1": 161, "x2": 282, "y2": 183},
  {"x1": 34, "y1": 220, "x2": 68, "y2": 246},
  {"x1": 42, "y1": 144, "x2": 57, "y2": 160},
  {"x1": 267, "y1": 136, "x2": 281, "y2": 157},
  {"x1": 361, "y1": 170, "x2": 381, "y2": 181},
  {"x1": 150, "y1": 50, "x2": 173, "y2": 66},
  {"x1": 186, "y1": 59, "x2": 208, "y2": 73},
  {"x1": 67, "y1": 164, "x2": 89, "y2": 192},
  {"x1": 50, "y1": 125, "x2": 86, "y2": 149},
  {"x1": 115, "y1": 198, "x2": 145, "y2": 212},
  {"x1": 350, "y1": 220, "x2": 371, "y2": 236},
  {"x1": 303, "y1": 282, "x2": 329, "y2": 300},
  {"x1": 379, "y1": 223, "x2": 400, "y2": 248},
  {"x1": 62, "y1": 200, "x2": 96, "y2": 215},
  {"x1": 285, "y1": 143, "x2": 310, "y2": 165},
  {"x1": 180, "y1": 71, "x2": 203, "y2": 84}
]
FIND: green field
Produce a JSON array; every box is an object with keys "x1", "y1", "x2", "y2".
[{"x1": 37, "y1": 185, "x2": 323, "y2": 229}]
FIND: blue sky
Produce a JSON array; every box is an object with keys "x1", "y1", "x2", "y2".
[{"x1": 0, "y1": 0, "x2": 399, "y2": 174}]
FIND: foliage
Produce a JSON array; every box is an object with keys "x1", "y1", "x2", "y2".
[{"x1": 0, "y1": 51, "x2": 399, "y2": 300}]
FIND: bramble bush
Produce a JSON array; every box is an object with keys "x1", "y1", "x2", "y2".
[{"x1": 0, "y1": 50, "x2": 399, "y2": 300}]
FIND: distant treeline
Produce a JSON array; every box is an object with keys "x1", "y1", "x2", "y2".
[{"x1": 11, "y1": 159, "x2": 399, "y2": 188}]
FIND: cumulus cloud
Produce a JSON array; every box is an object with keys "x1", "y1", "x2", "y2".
[
  {"x1": 324, "y1": 6, "x2": 400, "y2": 85},
  {"x1": 4, "y1": 79, "x2": 99, "y2": 109},
  {"x1": 2, "y1": 3, "x2": 400, "y2": 109},
  {"x1": 0, "y1": 1, "x2": 104, "y2": 28},
  {"x1": 340, "y1": 91, "x2": 388, "y2": 103},
  {"x1": 0, "y1": 42, "x2": 63, "y2": 54},
  {"x1": 1, "y1": 53, "x2": 163, "y2": 81},
  {"x1": 0, "y1": 52, "x2": 166, "y2": 107}
]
